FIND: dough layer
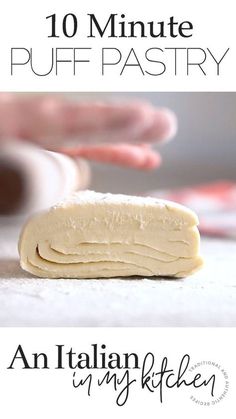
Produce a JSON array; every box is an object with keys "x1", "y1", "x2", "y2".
[{"x1": 19, "y1": 190, "x2": 203, "y2": 278}]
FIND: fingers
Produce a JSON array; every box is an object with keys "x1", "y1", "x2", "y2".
[
  {"x1": 62, "y1": 144, "x2": 162, "y2": 170},
  {"x1": 0, "y1": 94, "x2": 152, "y2": 143},
  {"x1": 33, "y1": 98, "x2": 155, "y2": 141},
  {"x1": 83, "y1": 107, "x2": 177, "y2": 145},
  {"x1": 0, "y1": 94, "x2": 177, "y2": 146},
  {"x1": 139, "y1": 108, "x2": 177, "y2": 143}
]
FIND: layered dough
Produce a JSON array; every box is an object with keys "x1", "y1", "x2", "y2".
[{"x1": 19, "y1": 190, "x2": 203, "y2": 278}]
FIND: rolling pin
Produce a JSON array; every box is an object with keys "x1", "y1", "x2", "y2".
[{"x1": 0, "y1": 141, "x2": 91, "y2": 215}]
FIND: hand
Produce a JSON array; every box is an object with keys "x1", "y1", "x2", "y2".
[{"x1": 0, "y1": 94, "x2": 177, "y2": 170}]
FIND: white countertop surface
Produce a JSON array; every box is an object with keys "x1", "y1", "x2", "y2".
[{"x1": 0, "y1": 219, "x2": 235, "y2": 327}]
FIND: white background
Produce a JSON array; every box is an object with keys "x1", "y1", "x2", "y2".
[
  {"x1": 0, "y1": 0, "x2": 235, "y2": 91},
  {"x1": 0, "y1": 328, "x2": 235, "y2": 418},
  {"x1": 0, "y1": 1, "x2": 236, "y2": 417}
]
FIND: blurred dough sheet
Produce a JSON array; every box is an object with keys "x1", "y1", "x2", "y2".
[{"x1": 148, "y1": 181, "x2": 236, "y2": 239}]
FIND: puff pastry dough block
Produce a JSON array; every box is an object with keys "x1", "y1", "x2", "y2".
[{"x1": 19, "y1": 190, "x2": 203, "y2": 278}]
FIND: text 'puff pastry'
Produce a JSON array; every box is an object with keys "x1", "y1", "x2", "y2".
[{"x1": 19, "y1": 190, "x2": 203, "y2": 278}]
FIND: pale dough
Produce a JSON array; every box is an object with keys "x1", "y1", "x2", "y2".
[{"x1": 19, "y1": 190, "x2": 203, "y2": 278}]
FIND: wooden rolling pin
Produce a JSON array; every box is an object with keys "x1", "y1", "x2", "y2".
[{"x1": 0, "y1": 142, "x2": 91, "y2": 215}]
